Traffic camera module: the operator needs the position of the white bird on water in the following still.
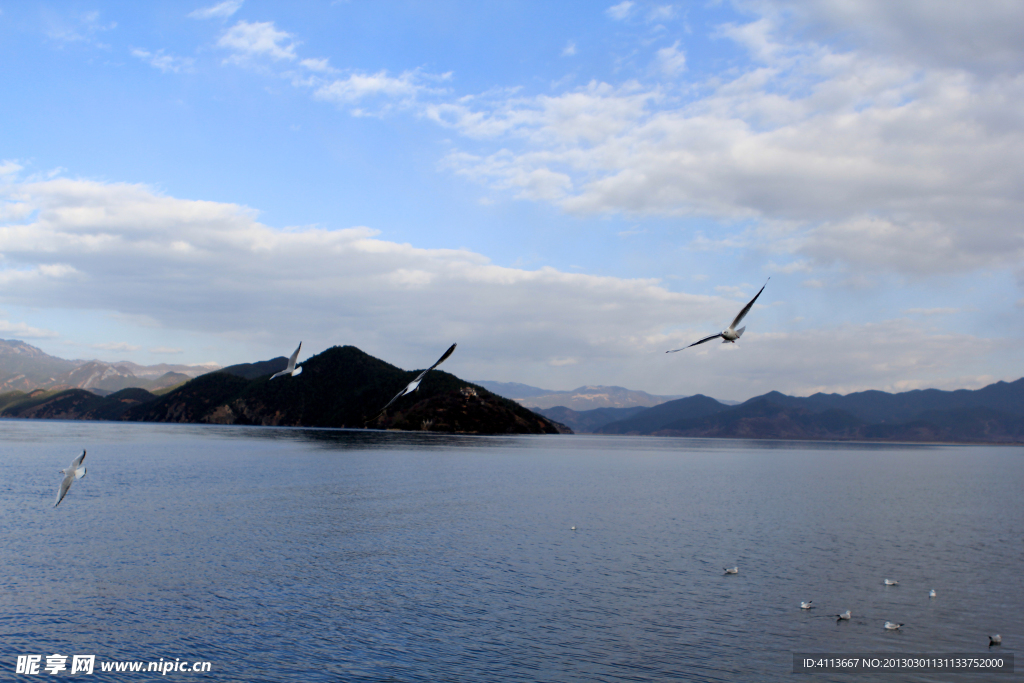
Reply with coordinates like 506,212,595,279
989,635,1002,646
724,567,738,575
929,589,937,598
800,601,814,610
55,450,86,507
884,621,904,631
667,278,769,352
371,343,457,422
270,342,303,380
836,610,851,621
884,579,899,586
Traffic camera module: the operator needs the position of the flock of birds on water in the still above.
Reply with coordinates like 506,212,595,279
47,278,1006,651
715,567,1002,646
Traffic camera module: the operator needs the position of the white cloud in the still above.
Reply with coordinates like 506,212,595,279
562,41,577,57
217,20,297,63
0,177,1016,395
92,342,141,352
655,40,686,75
0,320,59,339
188,0,244,20
150,347,183,354
131,48,195,74
0,160,23,177
314,70,423,105
606,2,634,21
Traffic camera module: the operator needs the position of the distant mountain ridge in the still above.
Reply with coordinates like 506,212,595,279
504,385,686,410
588,379,1024,443
0,339,219,394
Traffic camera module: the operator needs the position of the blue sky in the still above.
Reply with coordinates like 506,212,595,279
1,0,1022,399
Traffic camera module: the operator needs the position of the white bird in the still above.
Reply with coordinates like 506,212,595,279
370,343,457,422
571,526,577,531
269,342,303,380
884,621,904,631
929,589,937,598
836,610,851,621
989,635,1002,646
667,278,769,352
884,579,899,586
55,450,86,507
724,567,739,575
800,601,814,610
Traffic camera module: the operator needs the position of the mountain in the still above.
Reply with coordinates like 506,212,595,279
597,395,732,434
532,406,648,433
0,339,219,393
472,380,557,399
0,345,565,435
589,379,1024,443
513,385,687,410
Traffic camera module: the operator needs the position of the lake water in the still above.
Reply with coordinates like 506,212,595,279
1,420,1020,681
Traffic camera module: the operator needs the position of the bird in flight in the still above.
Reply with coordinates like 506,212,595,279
270,342,303,380
667,278,769,353
370,343,457,423
55,450,87,507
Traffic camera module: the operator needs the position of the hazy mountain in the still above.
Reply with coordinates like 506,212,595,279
513,385,686,410
532,406,648,433
472,380,557,399
597,395,732,434
0,339,218,393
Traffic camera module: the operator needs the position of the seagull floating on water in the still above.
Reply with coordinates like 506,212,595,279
836,610,851,621
800,601,814,610
989,635,1002,646
55,450,86,507
724,567,738,575
667,278,769,352
370,343,457,423
270,342,303,380
884,621,904,631
571,526,577,531
929,589,937,598
884,579,899,586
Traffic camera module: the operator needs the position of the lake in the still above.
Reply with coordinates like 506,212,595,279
2,420,1020,681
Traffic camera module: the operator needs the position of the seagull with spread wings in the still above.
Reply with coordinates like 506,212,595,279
668,278,769,353
270,342,303,380
55,450,87,507
370,343,457,423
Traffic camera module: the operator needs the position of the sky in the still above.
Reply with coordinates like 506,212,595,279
1,0,1022,400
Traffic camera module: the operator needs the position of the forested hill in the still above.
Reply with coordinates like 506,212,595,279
0,345,565,435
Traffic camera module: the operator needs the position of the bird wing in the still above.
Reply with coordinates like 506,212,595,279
287,342,302,370
71,450,86,468
269,369,288,381
427,343,457,372
667,333,723,353
55,473,73,507
729,278,769,330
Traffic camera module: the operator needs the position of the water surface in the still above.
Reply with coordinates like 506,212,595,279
2,421,1020,681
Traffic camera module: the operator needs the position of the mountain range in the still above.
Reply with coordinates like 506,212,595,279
534,379,1024,443
0,345,562,435
0,339,219,394
473,381,686,410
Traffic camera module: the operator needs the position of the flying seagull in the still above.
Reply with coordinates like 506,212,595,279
836,610,851,621
883,621,904,631
723,567,738,575
800,601,814,610
270,342,303,380
55,450,86,507
667,278,769,353
370,343,457,422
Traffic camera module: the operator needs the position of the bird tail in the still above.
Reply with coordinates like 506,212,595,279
292,366,303,377
735,326,746,339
